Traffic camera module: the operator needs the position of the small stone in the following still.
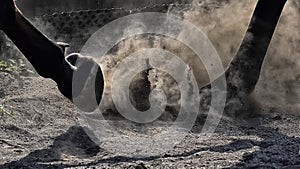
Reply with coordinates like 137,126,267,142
14,149,23,153
135,163,147,169
272,115,282,120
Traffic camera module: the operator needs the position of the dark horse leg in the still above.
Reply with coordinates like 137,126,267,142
225,0,287,94
0,0,104,112
200,0,287,116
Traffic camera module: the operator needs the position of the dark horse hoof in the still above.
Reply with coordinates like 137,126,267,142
63,53,105,113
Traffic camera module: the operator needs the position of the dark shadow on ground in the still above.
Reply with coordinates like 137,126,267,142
0,126,102,169
226,125,300,168
1,116,300,168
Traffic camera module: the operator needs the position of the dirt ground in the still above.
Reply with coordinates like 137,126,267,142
0,72,299,169
0,1,299,168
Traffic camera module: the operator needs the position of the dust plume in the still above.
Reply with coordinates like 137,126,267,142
1,0,299,116
181,0,299,115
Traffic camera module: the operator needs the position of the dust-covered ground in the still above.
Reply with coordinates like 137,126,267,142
0,0,300,168
0,72,299,168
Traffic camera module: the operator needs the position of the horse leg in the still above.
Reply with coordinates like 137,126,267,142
200,0,287,116
225,0,287,95
0,0,104,111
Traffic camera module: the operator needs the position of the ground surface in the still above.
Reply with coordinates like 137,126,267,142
0,72,299,169
0,0,299,168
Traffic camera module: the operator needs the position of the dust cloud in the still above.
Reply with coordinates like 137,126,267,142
99,0,299,116
1,0,299,115
180,0,299,115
